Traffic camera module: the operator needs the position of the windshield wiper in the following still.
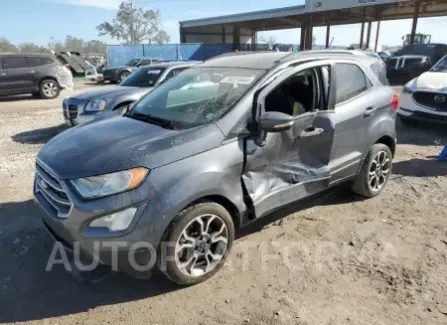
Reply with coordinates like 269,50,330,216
126,112,177,130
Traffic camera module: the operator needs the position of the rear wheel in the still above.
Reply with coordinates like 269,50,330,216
119,71,130,82
157,202,235,286
352,143,392,198
39,79,60,99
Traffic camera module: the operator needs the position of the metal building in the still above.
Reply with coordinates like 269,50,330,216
179,0,447,51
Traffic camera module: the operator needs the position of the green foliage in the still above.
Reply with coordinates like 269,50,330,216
97,1,170,44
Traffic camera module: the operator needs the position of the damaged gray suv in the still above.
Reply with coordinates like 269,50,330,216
34,51,397,285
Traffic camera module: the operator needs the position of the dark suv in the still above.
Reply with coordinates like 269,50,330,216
0,53,73,99
34,51,397,286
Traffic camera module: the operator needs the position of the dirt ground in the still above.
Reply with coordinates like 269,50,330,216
0,83,446,325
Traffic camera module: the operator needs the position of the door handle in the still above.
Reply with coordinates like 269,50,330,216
364,106,376,117
0,72,6,76
29,71,35,74
300,127,324,138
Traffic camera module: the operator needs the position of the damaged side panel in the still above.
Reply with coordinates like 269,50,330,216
242,111,335,219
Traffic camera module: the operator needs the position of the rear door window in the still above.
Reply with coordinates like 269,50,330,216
403,58,424,68
26,57,54,67
4,56,29,69
139,59,152,66
334,63,369,104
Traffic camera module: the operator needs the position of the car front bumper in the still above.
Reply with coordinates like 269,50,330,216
398,92,447,125
63,98,101,127
33,160,172,275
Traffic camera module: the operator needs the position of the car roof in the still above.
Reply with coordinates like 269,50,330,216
0,53,53,58
138,61,200,69
393,55,427,59
202,52,291,69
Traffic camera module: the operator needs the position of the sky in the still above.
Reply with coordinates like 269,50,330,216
1,0,447,50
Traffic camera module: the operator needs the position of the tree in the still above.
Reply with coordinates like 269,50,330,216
17,42,49,54
96,1,170,44
258,35,277,48
0,38,18,53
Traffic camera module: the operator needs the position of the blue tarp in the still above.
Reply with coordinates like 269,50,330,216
107,43,347,67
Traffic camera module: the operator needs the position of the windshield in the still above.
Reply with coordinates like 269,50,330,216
128,67,263,129
125,59,140,67
120,67,165,87
430,55,447,72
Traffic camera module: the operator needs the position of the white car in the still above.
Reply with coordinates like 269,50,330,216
397,54,447,126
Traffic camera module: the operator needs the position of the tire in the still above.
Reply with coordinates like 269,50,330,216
39,79,60,99
352,143,393,198
157,202,235,286
119,71,130,83
399,116,419,127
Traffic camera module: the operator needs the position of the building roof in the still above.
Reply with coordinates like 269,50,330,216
180,5,306,28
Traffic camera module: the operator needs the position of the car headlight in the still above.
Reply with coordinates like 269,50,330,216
89,207,137,231
402,86,413,94
71,168,149,199
85,99,107,112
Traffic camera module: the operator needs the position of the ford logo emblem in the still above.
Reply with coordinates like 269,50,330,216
314,1,322,7
434,95,445,103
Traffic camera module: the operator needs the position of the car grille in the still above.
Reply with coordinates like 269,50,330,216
412,91,447,112
63,99,86,119
35,162,72,218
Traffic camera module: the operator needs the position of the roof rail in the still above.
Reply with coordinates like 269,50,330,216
206,51,275,61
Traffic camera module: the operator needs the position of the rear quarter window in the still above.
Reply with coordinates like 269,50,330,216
334,63,369,103
370,62,389,85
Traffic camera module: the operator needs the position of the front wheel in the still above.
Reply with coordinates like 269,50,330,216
352,143,393,198
39,79,60,99
157,202,235,286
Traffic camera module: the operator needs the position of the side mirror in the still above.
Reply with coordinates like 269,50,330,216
259,111,294,133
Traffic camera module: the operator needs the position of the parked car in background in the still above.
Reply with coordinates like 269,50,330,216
378,51,392,62
0,53,73,99
64,61,198,126
36,51,397,286
102,57,162,84
386,55,432,84
395,43,447,65
398,54,447,125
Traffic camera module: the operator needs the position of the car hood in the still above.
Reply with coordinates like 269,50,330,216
72,86,151,100
38,116,224,180
407,72,447,92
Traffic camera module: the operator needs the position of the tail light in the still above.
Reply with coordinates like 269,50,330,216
391,94,399,111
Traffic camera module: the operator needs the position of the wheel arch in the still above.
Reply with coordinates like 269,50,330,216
375,135,396,157
39,76,60,87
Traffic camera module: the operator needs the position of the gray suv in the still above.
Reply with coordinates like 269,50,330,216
0,53,73,99
34,51,397,285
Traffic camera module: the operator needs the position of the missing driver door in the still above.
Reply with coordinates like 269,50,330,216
242,60,336,219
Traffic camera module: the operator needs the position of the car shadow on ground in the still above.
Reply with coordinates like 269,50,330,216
0,94,40,102
0,187,359,322
11,124,68,144
0,200,180,323
393,157,447,177
396,120,447,146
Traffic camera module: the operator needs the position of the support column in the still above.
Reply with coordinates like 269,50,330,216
365,21,372,49
325,24,331,49
374,20,381,52
307,24,314,50
300,23,307,51
359,21,365,49
180,27,186,43
233,26,240,51
410,1,420,44
222,26,226,44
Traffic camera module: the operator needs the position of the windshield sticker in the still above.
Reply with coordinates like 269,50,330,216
148,70,161,75
221,76,255,84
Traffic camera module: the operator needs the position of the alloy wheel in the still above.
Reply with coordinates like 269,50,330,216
42,81,58,98
175,214,229,277
368,150,391,192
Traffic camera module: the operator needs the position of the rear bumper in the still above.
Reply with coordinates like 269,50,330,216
397,107,447,125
